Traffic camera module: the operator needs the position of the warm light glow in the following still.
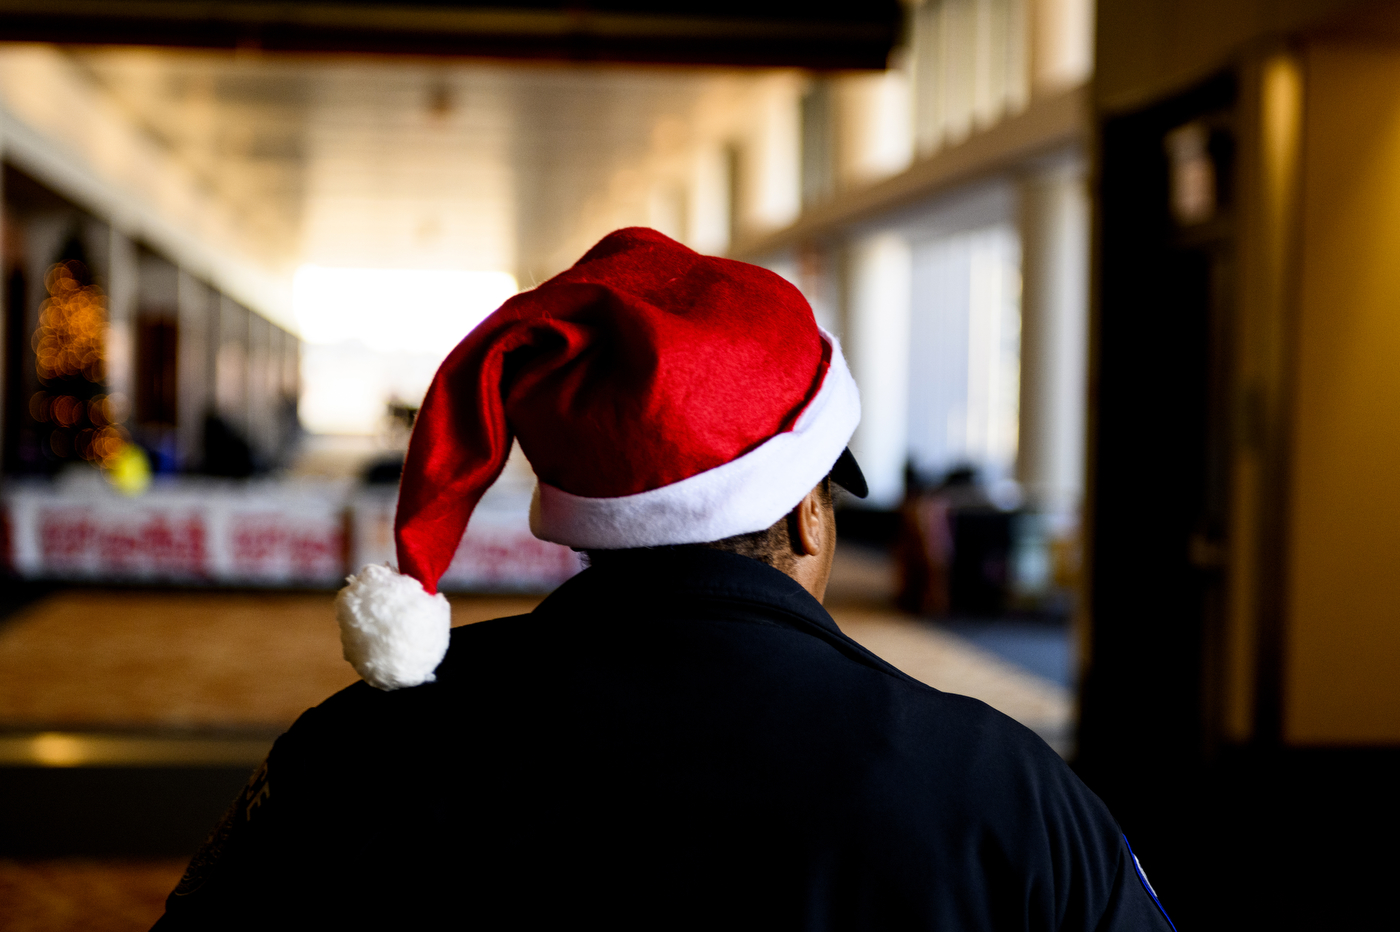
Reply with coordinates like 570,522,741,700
293,266,518,435
34,263,106,381
31,732,86,767
293,266,517,354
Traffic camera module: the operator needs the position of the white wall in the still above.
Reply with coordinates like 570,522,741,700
837,70,914,188
747,83,802,231
104,228,139,413
909,0,1032,155
688,143,732,255
1031,0,1094,95
845,232,912,507
907,221,1022,487
1017,157,1088,517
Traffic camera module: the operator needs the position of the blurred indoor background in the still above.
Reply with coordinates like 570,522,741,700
1,0,1398,929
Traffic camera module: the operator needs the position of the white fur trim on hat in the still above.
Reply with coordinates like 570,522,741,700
335,563,451,691
530,330,861,550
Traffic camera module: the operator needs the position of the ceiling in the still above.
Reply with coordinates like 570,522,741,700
70,47,742,279
0,1,900,69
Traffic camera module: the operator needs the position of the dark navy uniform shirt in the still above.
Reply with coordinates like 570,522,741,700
155,548,1174,931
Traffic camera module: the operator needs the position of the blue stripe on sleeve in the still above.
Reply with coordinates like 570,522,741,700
1123,834,1178,932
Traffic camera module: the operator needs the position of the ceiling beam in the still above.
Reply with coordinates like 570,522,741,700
0,1,901,69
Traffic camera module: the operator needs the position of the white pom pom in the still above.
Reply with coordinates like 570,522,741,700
335,563,451,691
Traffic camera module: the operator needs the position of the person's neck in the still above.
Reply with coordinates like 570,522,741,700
584,545,830,604
787,550,831,603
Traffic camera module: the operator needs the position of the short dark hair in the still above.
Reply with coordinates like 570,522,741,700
584,476,831,573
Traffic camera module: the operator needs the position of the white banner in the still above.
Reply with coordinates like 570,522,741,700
349,486,581,592
2,476,580,591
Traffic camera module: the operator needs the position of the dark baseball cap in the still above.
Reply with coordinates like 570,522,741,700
830,446,868,498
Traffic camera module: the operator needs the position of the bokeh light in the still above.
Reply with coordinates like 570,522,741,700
33,262,106,382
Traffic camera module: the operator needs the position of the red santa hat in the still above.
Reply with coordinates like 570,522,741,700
336,227,863,690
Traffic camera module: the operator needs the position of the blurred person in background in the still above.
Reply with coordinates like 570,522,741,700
152,229,1173,931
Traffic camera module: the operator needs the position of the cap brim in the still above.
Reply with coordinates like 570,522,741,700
830,446,868,499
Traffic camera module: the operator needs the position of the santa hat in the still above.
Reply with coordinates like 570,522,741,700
336,227,863,690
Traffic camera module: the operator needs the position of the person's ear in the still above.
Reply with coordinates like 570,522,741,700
793,487,826,557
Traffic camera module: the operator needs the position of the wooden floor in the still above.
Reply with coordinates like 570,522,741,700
0,859,185,932
0,591,541,731
835,609,1071,748
0,586,1069,740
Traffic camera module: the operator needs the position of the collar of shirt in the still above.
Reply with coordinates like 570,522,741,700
531,547,918,686
537,546,837,632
